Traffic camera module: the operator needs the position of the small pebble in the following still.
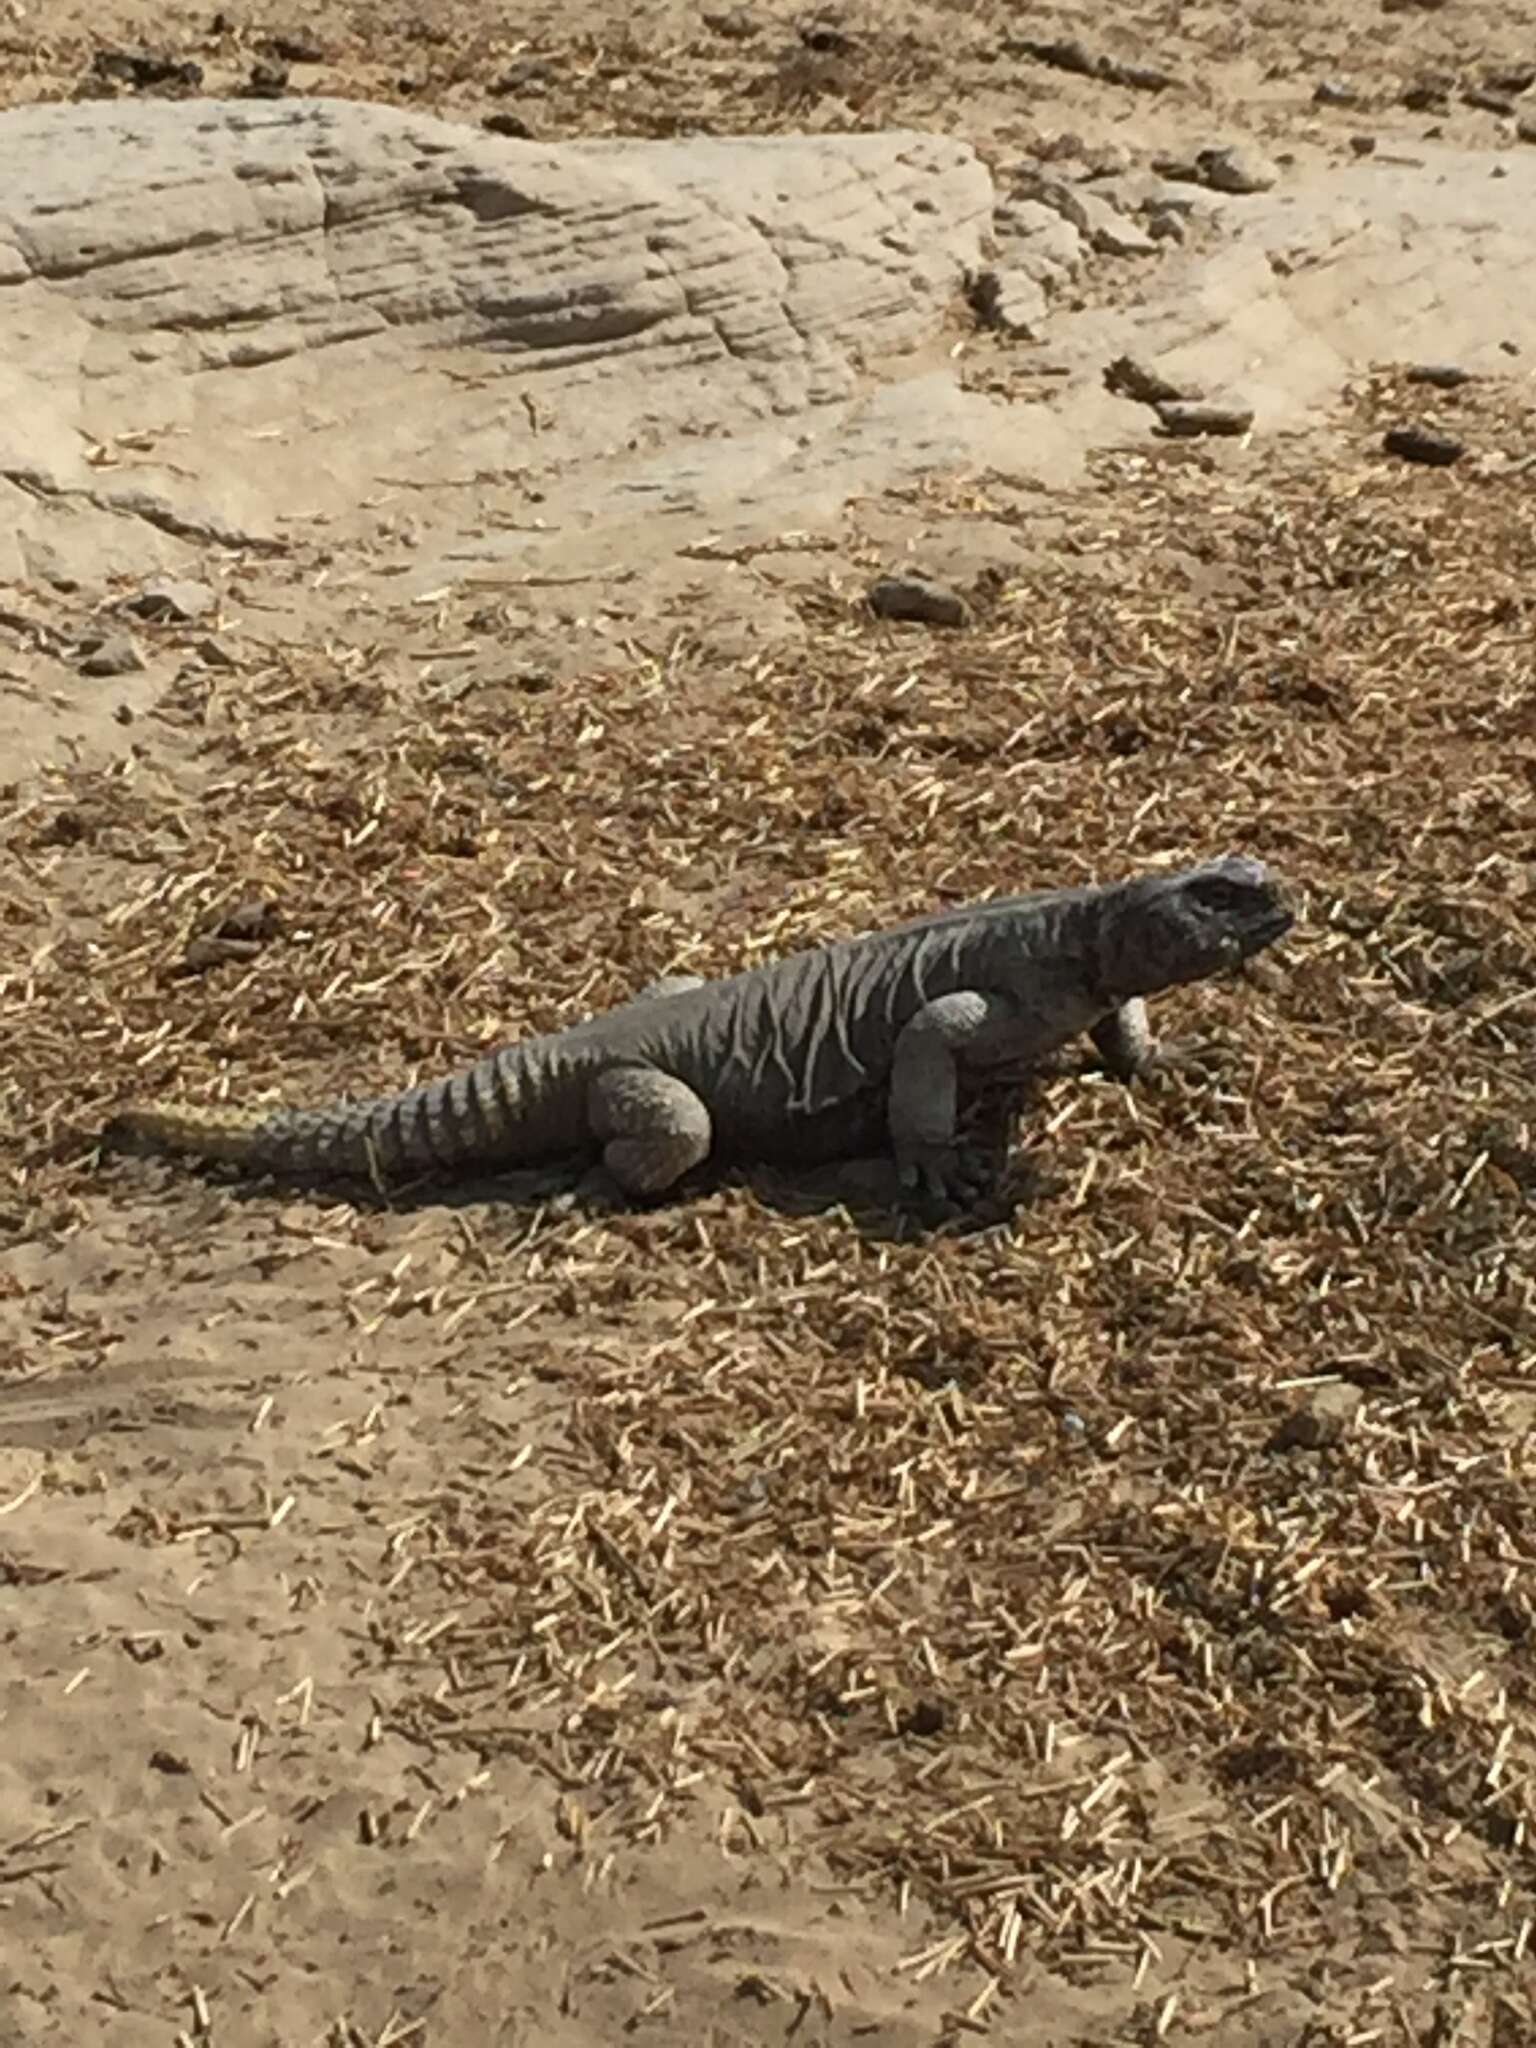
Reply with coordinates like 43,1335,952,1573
1197,143,1279,195
260,31,325,62
125,576,216,623
1405,363,1473,389
1312,79,1360,107
247,58,289,96
966,266,1047,338
867,573,969,629
77,631,146,677
1269,1384,1362,1452
1382,422,1464,466
1156,399,1255,438
1105,353,1193,405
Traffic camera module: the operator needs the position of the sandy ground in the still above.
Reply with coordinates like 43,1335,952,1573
5,3,1536,2045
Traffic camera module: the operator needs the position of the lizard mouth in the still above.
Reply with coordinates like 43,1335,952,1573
1210,905,1292,979
1231,899,1294,950
1231,906,1293,972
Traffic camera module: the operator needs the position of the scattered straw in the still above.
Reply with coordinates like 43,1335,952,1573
0,1469,41,1517
3,370,1536,2024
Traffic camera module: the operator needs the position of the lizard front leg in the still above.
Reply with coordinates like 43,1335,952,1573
588,1065,713,1198
1089,997,1154,1080
1091,998,1218,1084
889,990,1023,1202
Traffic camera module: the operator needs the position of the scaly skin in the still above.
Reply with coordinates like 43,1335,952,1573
115,1038,595,1181
109,854,1293,1200
115,969,713,1179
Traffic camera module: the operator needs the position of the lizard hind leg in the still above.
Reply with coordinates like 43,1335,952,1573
587,1065,713,1197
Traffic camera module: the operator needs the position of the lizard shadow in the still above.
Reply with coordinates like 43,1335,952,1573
733,1069,1064,1242
116,1068,1076,1246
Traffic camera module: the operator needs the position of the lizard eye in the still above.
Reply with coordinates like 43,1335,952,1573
1187,877,1252,915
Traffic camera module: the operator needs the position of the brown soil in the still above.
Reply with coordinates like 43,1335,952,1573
5,5,1536,2046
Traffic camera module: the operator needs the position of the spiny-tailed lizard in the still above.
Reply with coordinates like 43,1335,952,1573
110,854,1293,1202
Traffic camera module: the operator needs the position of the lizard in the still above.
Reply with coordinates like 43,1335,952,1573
107,852,1293,1204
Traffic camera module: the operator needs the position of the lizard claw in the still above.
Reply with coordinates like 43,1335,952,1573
1134,1034,1224,1088
897,1145,990,1209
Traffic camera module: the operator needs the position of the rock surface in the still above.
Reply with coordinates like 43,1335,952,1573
0,98,1532,612
993,197,1086,282
1,99,982,385
0,97,990,581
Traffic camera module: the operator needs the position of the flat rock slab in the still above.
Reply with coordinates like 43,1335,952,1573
0,99,984,386
0,100,1534,606
0,97,990,579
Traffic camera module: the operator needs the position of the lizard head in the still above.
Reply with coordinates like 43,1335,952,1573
1096,854,1294,997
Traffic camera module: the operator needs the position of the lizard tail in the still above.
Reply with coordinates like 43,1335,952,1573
107,1048,552,1182
105,1097,370,1179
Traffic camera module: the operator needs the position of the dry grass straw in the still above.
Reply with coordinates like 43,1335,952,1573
4,371,1536,2010
0,0,1037,141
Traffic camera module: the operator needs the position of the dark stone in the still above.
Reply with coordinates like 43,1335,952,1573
260,31,325,63
1155,399,1255,438
247,58,290,97
1382,423,1465,466
1405,363,1474,389
77,631,146,678
867,573,969,629
91,46,205,91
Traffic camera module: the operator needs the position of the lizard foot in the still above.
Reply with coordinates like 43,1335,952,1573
549,1161,637,1216
1124,1033,1228,1090
895,1143,993,1211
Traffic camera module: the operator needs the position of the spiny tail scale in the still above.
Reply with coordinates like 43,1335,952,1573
112,1099,295,1167
111,1046,542,1182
